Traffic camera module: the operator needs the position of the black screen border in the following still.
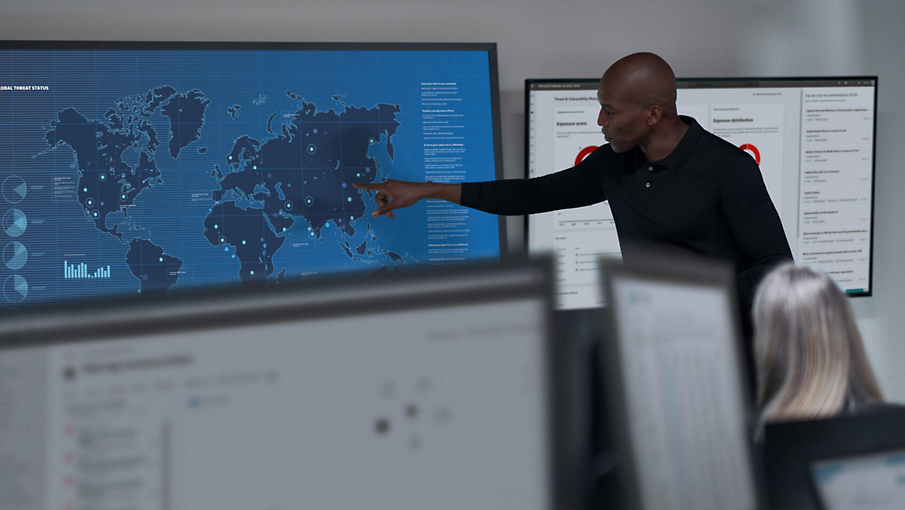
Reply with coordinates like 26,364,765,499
524,75,879,298
0,255,581,510
0,40,508,306
599,251,764,509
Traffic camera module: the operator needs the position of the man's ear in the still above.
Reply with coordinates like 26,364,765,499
646,104,663,125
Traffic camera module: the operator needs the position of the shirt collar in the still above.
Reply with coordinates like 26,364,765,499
634,115,703,173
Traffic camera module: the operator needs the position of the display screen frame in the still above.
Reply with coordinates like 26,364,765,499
0,40,508,310
599,251,762,510
0,256,580,510
525,75,878,304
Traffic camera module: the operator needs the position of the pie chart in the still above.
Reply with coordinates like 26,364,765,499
3,274,27,303
574,145,599,166
2,176,27,204
3,209,27,237
739,143,761,165
3,241,27,270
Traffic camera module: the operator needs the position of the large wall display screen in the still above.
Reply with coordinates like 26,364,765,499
527,77,877,309
0,42,504,309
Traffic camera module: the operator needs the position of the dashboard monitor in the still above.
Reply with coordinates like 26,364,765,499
0,41,505,310
527,77,877,309
0,257,575,510
600,252,759,510
763,406,905,510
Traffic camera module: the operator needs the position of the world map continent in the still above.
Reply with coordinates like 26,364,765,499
208,97,403,287
41,85,405,296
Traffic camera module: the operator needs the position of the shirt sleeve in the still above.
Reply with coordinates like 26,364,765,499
460,150,608,215
720,153,794,310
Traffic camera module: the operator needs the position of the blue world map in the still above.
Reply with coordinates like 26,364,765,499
0,48,501,307
42,85,407,295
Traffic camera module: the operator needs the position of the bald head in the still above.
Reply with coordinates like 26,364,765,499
601,52,677,115
596,53,689,159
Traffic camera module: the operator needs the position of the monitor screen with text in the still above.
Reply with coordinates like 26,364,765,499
0,41,505,310
601,256,758,510
0,260,569,510
528,77,877,309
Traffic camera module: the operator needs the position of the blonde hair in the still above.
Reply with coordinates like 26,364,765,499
753,263,882,425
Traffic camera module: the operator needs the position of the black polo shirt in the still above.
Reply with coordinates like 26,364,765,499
460,116,793,311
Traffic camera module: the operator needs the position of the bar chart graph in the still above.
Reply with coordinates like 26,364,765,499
64,261,111,279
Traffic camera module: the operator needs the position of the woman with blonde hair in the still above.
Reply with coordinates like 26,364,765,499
753,262,884,425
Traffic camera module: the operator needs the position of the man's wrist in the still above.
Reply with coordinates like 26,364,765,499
423,181,462,204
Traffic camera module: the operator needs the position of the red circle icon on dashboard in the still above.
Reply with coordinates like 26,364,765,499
739,143,761,165
575,145,599,166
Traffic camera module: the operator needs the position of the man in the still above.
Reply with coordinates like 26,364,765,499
353,52,792,324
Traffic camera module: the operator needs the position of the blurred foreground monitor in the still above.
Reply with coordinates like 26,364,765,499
764,407,905,510
0,257,584,510
599,252,760,510
812,449,905,510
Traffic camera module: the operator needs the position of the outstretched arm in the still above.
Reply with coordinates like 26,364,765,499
354,154,607,219
352,180,461,219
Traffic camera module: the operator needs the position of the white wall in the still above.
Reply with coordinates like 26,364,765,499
4,0,904,398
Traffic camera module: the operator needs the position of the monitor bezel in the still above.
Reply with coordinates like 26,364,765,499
525,75,879,298
809,446,905,510
0,255,578,509
598,250,762,510
763,406,905,509
0,40,508,307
